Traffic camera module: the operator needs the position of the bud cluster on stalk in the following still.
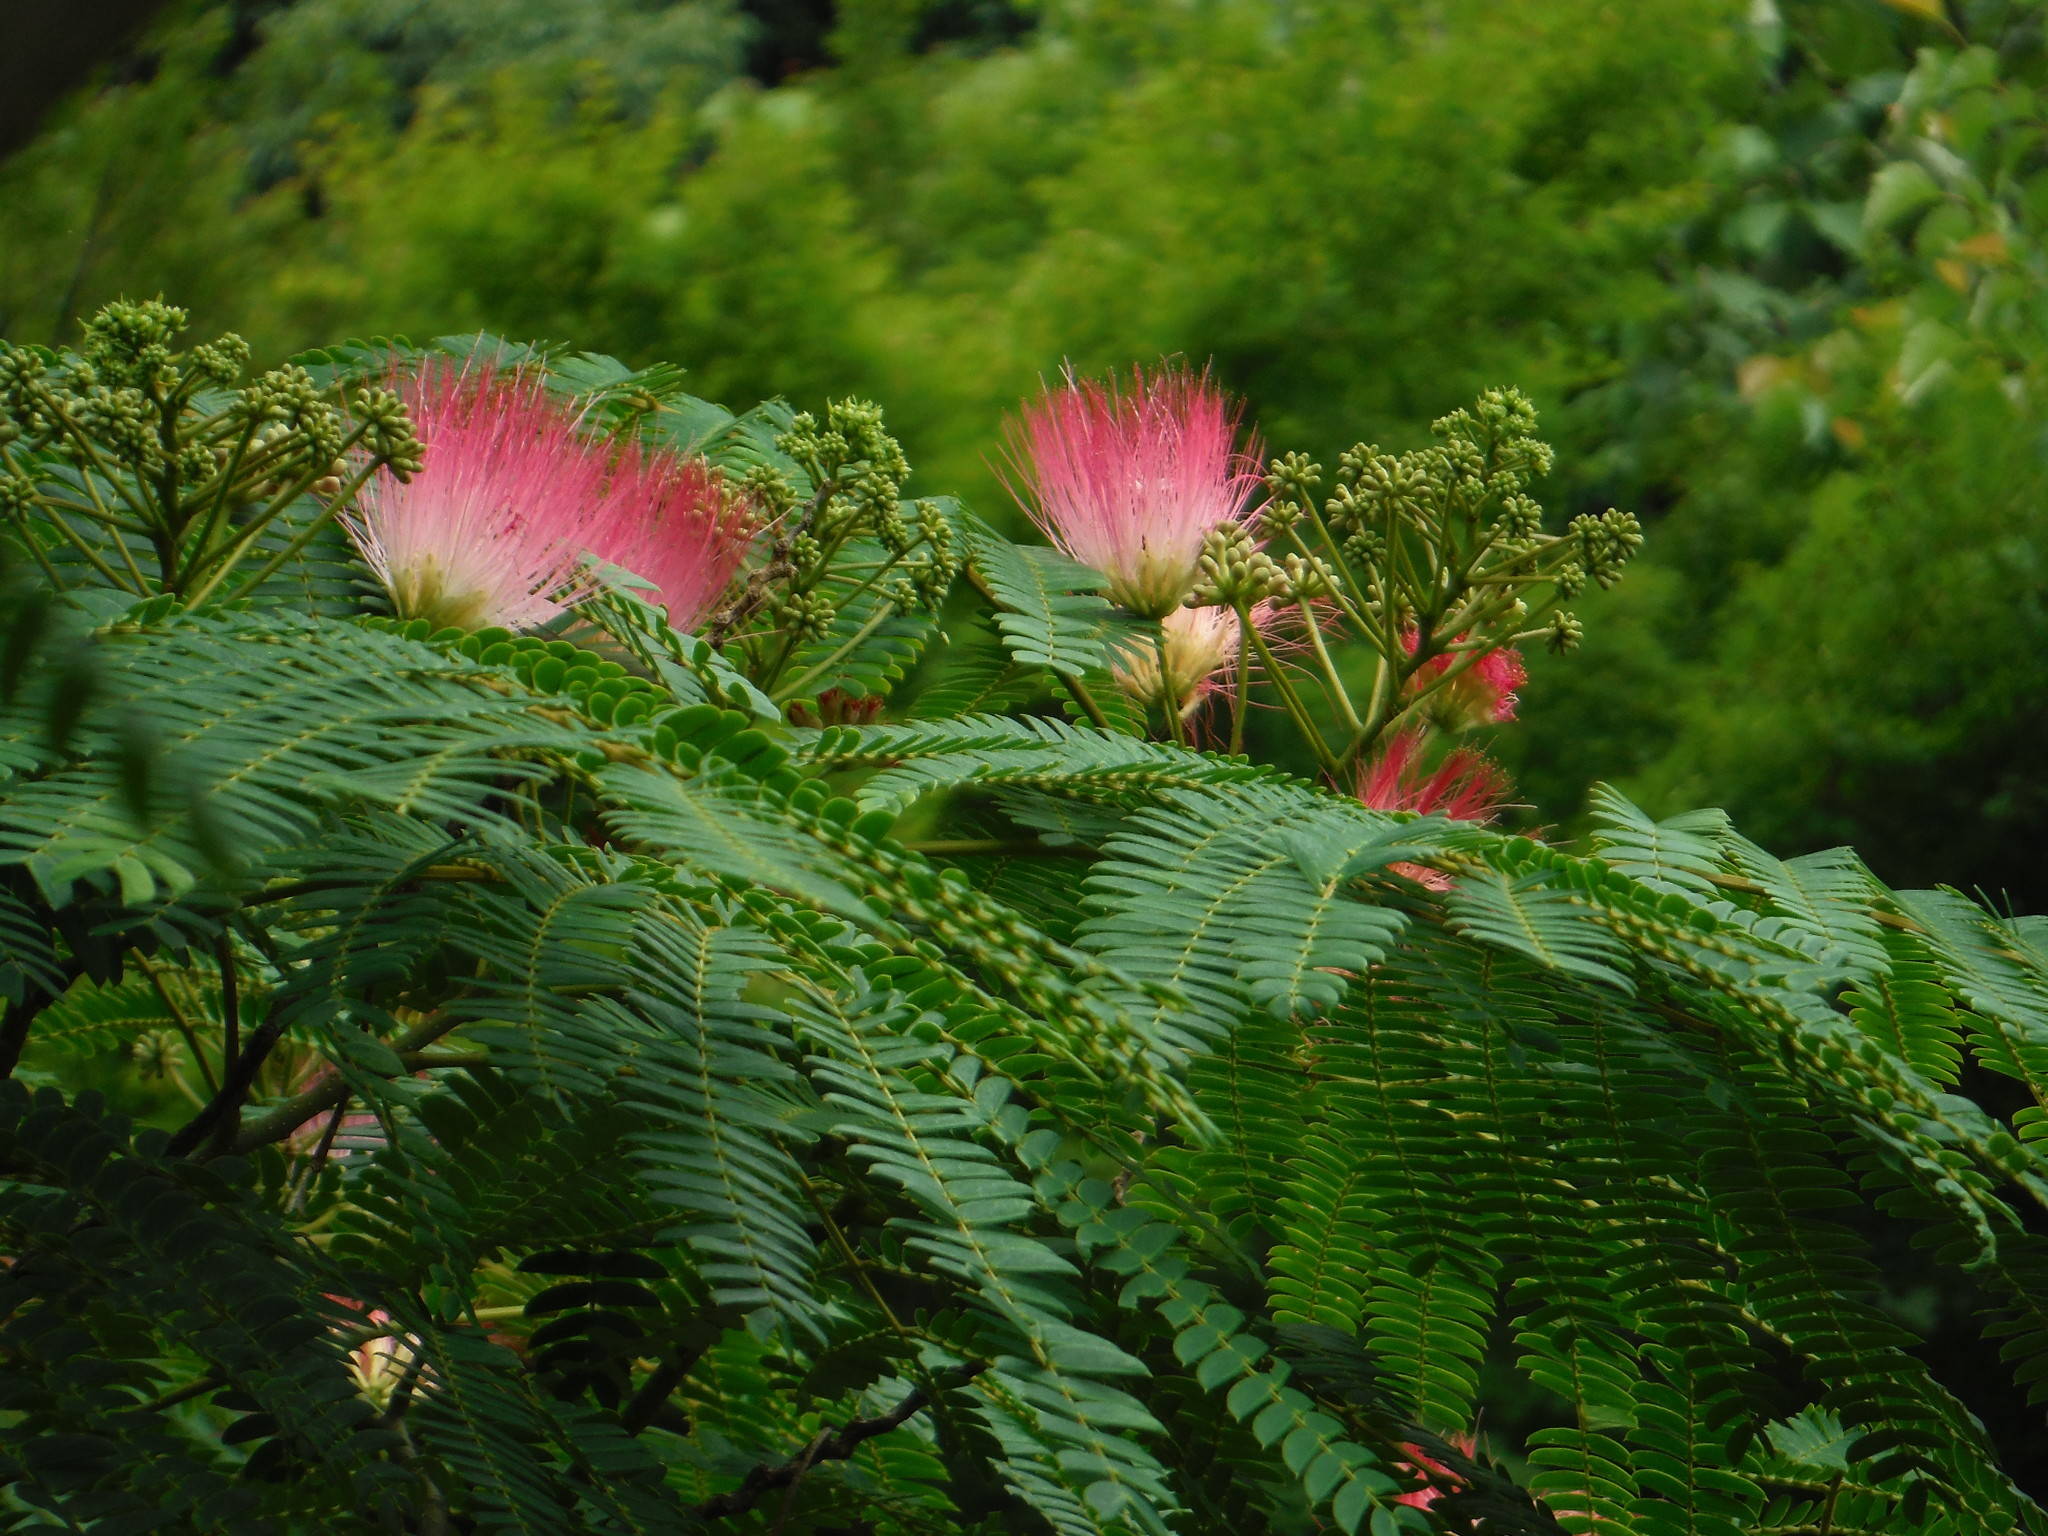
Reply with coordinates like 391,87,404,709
711,397,961,698
0,298,423,606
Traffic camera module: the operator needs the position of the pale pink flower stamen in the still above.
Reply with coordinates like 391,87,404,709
1110,601,1286,720
598,443,757,633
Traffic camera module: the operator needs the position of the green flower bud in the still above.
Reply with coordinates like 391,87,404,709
0,471,40,514
1264,449,1322,501
780,591,837,639
1570,507,1643,589
874,504,912,553
1494,492,1544,539
1272,552,1338,602
914,498,952,546
742,464,799,518
190,334,251,384
1188,524,1282,606
1342,528,1386,566
1355,450,1431,520
1252,498,1302,540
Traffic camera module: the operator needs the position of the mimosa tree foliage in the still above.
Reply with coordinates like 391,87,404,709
1,305,2045,1535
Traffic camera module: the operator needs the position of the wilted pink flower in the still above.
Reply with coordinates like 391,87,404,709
1002,364,1263,618
1392,1432,1594,1527
1404,628,1527,728
346,360,754,633
1357,726,1511,824
326,1294,424,1409
1111,602,1281,720
1356,727,1510,888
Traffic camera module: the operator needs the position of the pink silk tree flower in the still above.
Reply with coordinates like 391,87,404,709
324,1294,425,1410
1002,364,1264,618
1390,1433,1589,1527
1404,628,1527,729
1390,1433,1478,1510
598,442,757,633
346,360,623,632
347,359,755,634
1111,600,1286,721
1356,725,1511,823
1355,726,1510,889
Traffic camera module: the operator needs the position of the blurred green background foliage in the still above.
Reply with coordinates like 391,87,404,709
6,0,2045,906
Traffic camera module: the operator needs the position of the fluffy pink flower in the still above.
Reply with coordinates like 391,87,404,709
1356,727,1510,888
1391,1433,1477,1509
346,360,754,633
1357,726,1511,824
346,361,620,631
596,442,757,633
1404,628,1527,728
1002,364,1263,618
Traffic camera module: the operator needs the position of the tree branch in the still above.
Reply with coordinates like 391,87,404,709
688,1362,988,1520
230,1039,482,1155
165,1014,285,1157
620,1349,698,1437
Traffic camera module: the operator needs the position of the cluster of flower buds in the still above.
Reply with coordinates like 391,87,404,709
1000,362,1639,793
715,398,960,692
0,298,424,604
1559,506,1645,594
775,400,959,615
1251,387,1639,748
1188,524,1278,607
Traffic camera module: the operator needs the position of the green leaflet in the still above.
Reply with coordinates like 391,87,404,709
959,510,1118,681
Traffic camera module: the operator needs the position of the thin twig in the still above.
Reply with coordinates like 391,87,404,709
165,1015,286,1157
905,838,1092,859
688,1363,989,1520
774,597,901,703
285,1096,349,1215
229,1032,478,1154
620,1350,697,1436
1058,670,1113,729
120,1373,223,1415
1154,623,1187,747
214,932,240,1074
